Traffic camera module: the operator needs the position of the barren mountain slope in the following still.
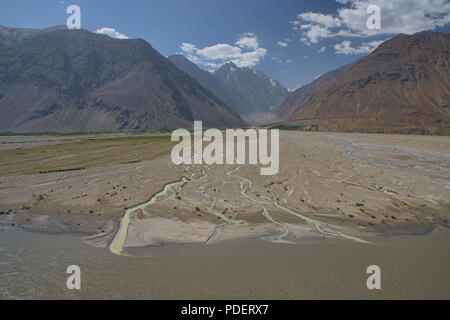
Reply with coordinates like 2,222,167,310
0,28,246,131
284,32,450,135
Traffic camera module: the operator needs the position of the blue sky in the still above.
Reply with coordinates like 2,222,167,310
1,0,449,90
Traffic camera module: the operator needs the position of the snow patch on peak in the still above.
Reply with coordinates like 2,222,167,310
269,78,277,87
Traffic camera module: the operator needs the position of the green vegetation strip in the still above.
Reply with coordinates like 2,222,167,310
272,124,319,131
0,130,172,137
0,136,175,175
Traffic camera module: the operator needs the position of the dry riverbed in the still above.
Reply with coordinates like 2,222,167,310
0,131,448,250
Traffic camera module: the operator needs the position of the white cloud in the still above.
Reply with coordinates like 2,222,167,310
181,42,197,53
197,43,243,60
203,62,222,69
298,12,342,28
277,41,288,47
236,33,259,50
185,53,202,65
300,24,333,44
232,48,267,67
292,0,450,45
334,40,383,54
318,46,327,53
95,27,129,39
338,0,450,36
180,33,267,69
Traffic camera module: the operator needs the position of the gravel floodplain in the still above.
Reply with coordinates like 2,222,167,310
0,131,448,249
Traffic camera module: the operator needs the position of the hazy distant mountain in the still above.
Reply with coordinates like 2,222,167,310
0,27,246,132
277,63,353,118
0,24,66,48
282,32,450,135
168,54,248,114
214,62,289,115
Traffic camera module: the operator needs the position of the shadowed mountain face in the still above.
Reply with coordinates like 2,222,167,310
283,32,450,135
0,27,246,132
277,63,353,119
168,54,248,114
214,62,289,115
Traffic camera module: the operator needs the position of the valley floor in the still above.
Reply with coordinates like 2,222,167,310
0,131,449,250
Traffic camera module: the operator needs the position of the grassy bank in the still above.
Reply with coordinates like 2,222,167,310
0,130,173,137
0,136,175,175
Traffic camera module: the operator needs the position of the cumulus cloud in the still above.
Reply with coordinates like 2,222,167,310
236,32,260,50
95,27,129,39
318,46,327,53
298,12,342,28
180,42,197,53
292,0,450,46
334,40,384,54
180,33,267,69
277,41,288,47
338,0,450,36
197,43,243,60
300,24,334,44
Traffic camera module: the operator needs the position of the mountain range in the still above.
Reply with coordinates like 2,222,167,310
0,25,245,132
168,54,248,115
214,62,289,115
169,55,289,116
0,24,448,135
280,32,449,135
